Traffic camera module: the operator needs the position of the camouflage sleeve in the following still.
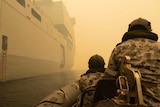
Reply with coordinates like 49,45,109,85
79,75,85,91
107,48,118,71
79,72,105,92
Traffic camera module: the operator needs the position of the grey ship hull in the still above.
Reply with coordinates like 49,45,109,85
0,0,75,82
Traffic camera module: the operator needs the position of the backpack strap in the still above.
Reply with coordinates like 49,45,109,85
79,86,96,107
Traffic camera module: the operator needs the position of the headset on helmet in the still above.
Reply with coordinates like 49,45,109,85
88,54,105,69
128,18,152,32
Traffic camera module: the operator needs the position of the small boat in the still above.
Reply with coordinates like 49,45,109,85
34,81,80,107
34,56,149,107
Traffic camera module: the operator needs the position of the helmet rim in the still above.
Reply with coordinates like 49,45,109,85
128,18,152,32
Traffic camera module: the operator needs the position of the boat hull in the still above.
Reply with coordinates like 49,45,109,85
34,81,80,107
0,54,60,81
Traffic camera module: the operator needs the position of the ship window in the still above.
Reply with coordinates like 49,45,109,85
16,0,25,7
31,8,41,22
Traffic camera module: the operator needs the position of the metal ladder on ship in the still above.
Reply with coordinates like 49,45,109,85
1,35,8,82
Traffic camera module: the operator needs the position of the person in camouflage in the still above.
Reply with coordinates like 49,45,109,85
76,54,106,107
107,17,160,106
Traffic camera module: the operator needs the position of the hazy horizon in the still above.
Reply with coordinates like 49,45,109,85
55,0,160,72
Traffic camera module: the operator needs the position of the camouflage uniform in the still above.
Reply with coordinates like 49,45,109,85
76,54,105,107
76,71,105,107
108,37,160,106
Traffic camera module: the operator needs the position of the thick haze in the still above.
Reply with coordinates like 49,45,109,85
55,0,160,71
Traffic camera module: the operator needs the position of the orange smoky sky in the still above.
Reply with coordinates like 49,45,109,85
57,0,160,72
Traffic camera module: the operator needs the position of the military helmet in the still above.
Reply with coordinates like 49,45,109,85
128,18,152,32
88,54,105,69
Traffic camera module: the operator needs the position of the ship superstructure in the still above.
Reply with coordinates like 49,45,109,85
0,0,75,82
